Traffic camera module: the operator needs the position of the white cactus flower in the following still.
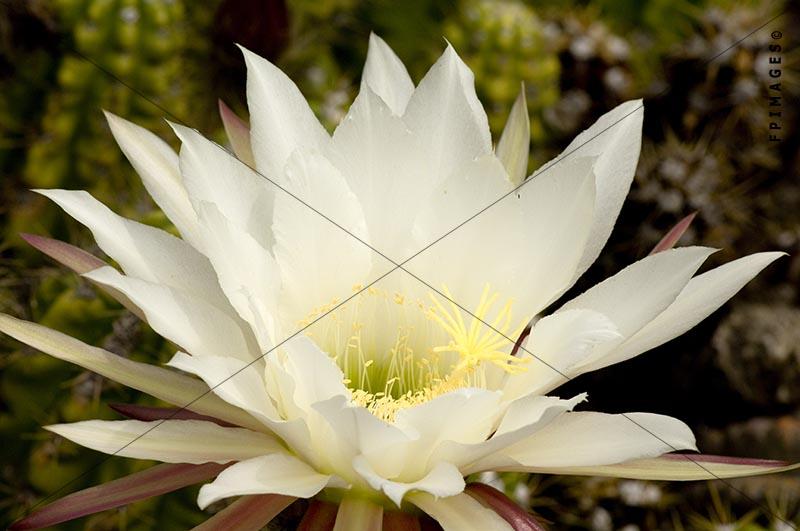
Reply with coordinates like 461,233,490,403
4,34,796,531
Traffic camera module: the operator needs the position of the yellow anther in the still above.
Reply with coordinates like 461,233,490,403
301,284,529,422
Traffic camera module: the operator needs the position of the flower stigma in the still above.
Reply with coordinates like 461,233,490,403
300,283,531,421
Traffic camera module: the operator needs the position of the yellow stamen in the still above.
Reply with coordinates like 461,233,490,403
299,283,530,421
427,284,530,375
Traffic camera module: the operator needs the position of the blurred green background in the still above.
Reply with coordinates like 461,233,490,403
0,0,798,528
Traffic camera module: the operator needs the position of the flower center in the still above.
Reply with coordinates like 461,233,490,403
300,284,530,421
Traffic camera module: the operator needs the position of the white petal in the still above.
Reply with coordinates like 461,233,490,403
361,33,414,115
496,393,586,437
197,453,333,510
171,123,274,248
85,267,257,362
601,252,785,371
559,246,716,374
281,336,349,409
557,100,644,280
486,411,696,470
407,156,596,319
311,395,410,477
241,342,347,471
104,112,200,246
272,149,374,324
411,154,514,248
353,455,464,507
495,86,529,186
46,419,281,464
0,314,260,430
395,388,502,446
169,350,315,462
435,394,585,475
408,492,513,531
240,45,329,177
196,202,279,348
403,45,492,180
35,189,231,311
330,88,428,263
502,309,620,399
167,352,278,421
391,389,502,480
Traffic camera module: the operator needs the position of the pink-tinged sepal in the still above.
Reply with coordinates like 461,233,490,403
298,500,338,530
661,453,790,467
466,482,548,531
193,494,294,530
649,212,697,255
535,452,800,481
333,497,383,530
10,462,228,530
109,403,237,427
21,233,105,273
21,233,144,319
383,510,422,531
218,99,256,167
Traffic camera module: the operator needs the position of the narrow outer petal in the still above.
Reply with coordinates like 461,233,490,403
496,85,530,186
557,247,717,376
502,454,800,481
10,463,227,530
193,494,295,531
104,112,200,246
218,99,256,167
560,247,716,339
0,314,260,430
481,412,696,470
240,44,329,177
109,403,236,427
362,33,414,115
46,419,282,464
598,252,786,371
